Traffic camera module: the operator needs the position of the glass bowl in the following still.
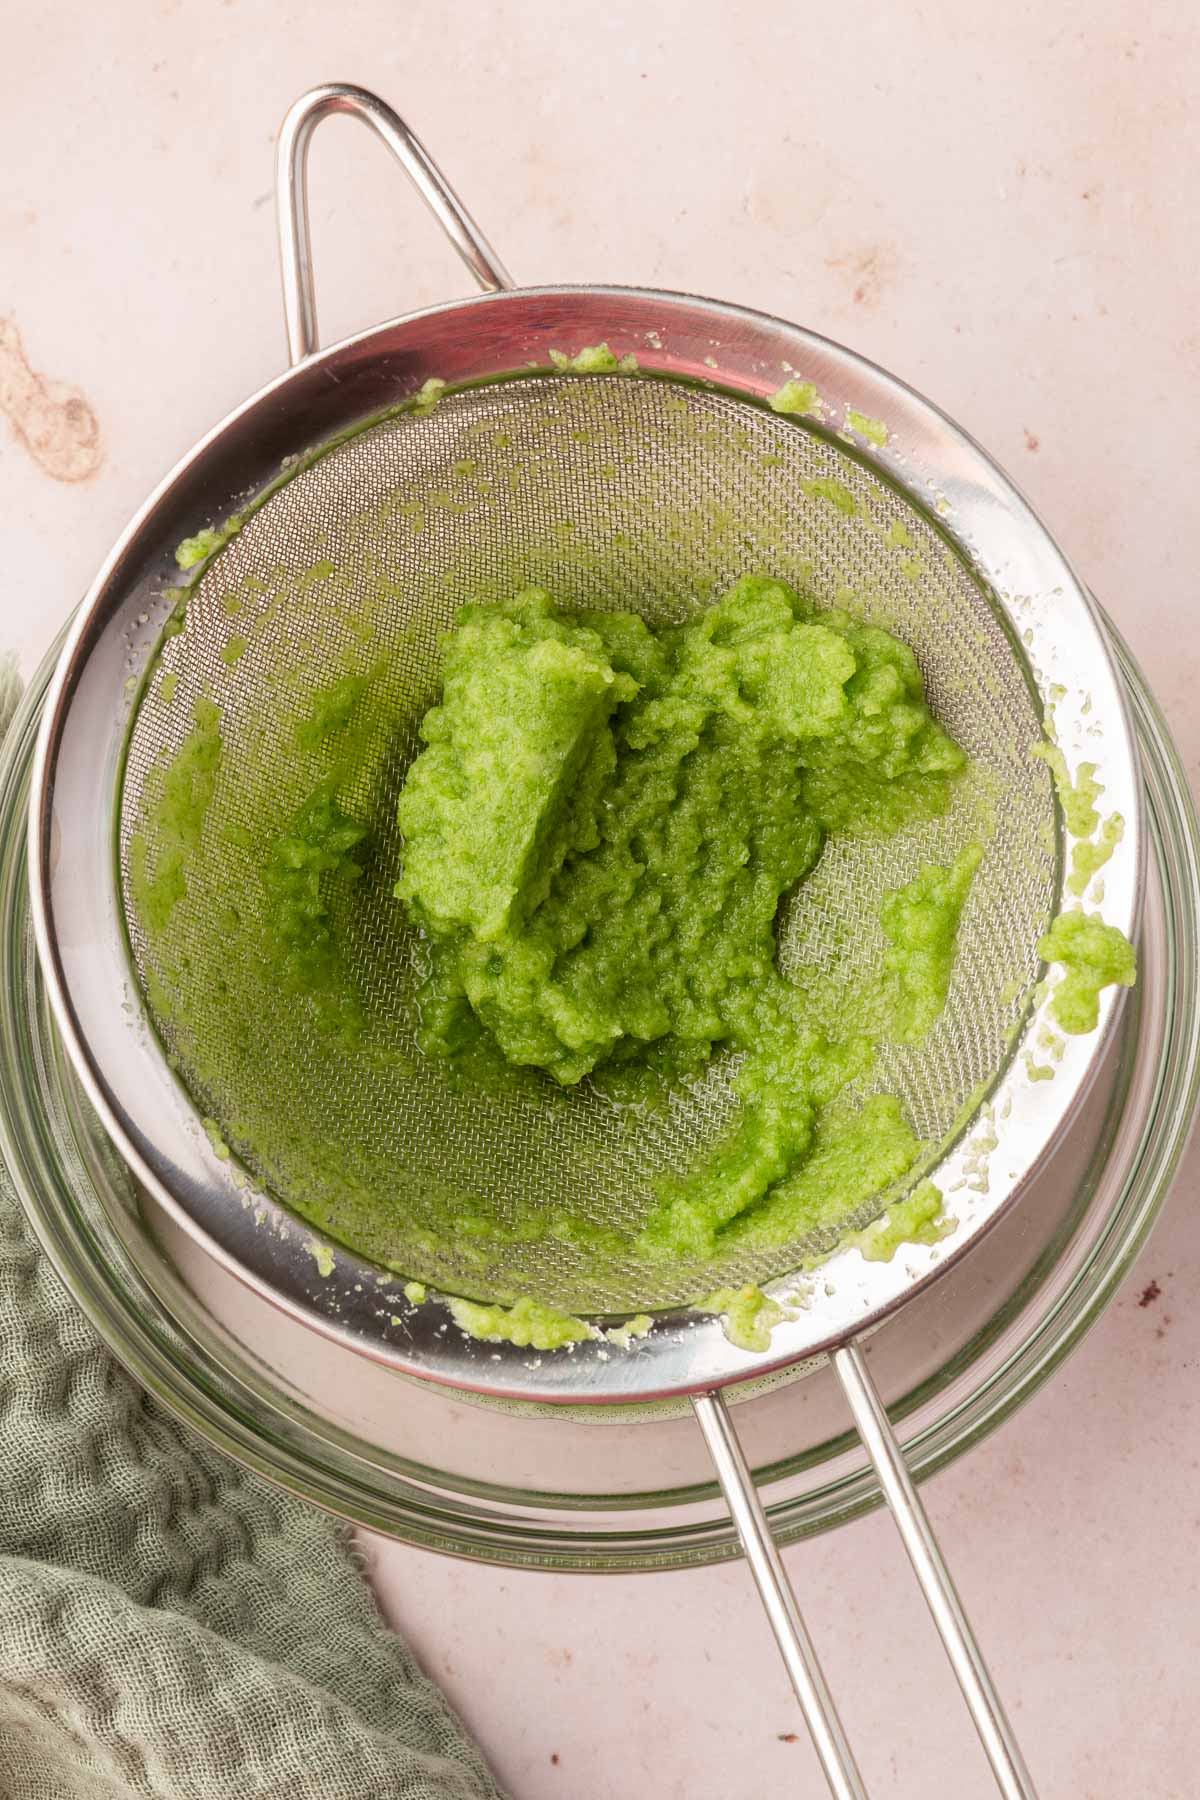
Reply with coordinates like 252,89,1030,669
1,620,1196,1571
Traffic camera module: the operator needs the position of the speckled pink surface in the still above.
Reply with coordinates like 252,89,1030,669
4,4,1197,1793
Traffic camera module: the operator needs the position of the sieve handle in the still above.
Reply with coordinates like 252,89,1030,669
275,83,514,367
692,1390,868,1800
832,1341,1038,1799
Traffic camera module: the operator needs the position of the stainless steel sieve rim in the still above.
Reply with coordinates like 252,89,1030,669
27,83,1144,1798
28,287,1142,1404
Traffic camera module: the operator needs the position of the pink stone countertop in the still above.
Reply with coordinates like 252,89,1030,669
4,3,1198,1794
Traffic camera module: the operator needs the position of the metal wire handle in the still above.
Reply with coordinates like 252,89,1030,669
275,82,513,367
272,82,1039,1800
693,1389,868,1799
833,1343,1036,1795
695,1355,1037,1799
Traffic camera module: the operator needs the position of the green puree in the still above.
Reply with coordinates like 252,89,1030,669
446,1294,595,1350
848,1178,951,1261
878,845,983,1043
128,696,222,933
262,778,369,1042
397,577,977,1259
1038,909,1136,1034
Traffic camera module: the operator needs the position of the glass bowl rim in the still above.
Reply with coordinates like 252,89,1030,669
1,617,1195,1571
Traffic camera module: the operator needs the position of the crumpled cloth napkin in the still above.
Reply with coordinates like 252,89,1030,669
0,663,505,1798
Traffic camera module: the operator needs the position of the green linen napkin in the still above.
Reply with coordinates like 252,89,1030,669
0,664,506,1797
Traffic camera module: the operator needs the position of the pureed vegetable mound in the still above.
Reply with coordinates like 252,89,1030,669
396,577,980,1261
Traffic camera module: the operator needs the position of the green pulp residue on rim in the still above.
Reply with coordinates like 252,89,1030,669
548,342,640,376
175,513,248,573
1032,733,1126,900
696,1283,796,1354
768,379,824,419
1030,731,1136,1030
395,578,980,1266
845,408,889,448
847,1178,951,1261
697,1177,952,1352
446,1293,596,1350
1038,909,1137,1034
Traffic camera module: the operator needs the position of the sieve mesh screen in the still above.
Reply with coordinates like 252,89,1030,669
119,374,1054,1312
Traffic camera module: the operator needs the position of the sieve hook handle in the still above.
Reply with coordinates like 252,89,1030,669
275,83,514,367
692,1390,868,1799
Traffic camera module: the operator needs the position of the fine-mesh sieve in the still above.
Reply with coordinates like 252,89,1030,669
29,85,1142,1800
116,371,1053,1316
